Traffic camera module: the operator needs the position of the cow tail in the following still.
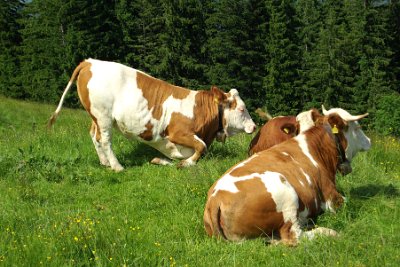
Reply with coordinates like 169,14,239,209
47,61,87,129
206,199,227,240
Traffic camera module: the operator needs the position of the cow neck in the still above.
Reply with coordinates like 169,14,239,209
333,131,352,175
306,125,339,177
334,134,347,166
217,104,224,133
322,123,350,175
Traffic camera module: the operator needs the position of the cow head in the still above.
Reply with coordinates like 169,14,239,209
322,105,371,161
212,87,256,140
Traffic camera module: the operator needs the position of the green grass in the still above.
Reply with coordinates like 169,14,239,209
0,95,399,266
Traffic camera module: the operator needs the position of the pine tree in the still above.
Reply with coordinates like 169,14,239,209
306,0,354,109
116,0,164,72
0,0,24,98
205,0,268,110
155,0,209,88
387,0,400,92
18,0,69,103
294,0,322,109
63,0,124,63
263,0,301,115
354,2,393,117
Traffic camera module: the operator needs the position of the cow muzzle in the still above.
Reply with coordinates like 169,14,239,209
338,161,352,176
245,123,257,134
216,131,227,143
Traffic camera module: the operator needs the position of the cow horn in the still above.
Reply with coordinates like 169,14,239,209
343,113,369,122
322,105,328,115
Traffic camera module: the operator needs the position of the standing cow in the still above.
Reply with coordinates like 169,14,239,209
204,108,370,245
48,59,256,171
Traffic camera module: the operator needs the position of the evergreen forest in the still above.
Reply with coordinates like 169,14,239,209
1,0,399,135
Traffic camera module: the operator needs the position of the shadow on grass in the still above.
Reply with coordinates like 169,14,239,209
118,140,243,168
205,143,242,160
119,142,163,167
350,183,399,199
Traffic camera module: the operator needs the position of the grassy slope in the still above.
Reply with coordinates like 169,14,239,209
0,95,399,266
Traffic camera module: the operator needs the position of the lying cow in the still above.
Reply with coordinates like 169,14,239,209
248,108,321,156
203,108,370,245
48,59,256,171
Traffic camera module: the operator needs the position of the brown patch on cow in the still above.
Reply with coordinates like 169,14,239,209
90,121,101,142
74,62,103,142
76,62,93,113
191,87,228,146
231,177,285,239
139,122,154,141
165,112,207,162
136,72,191,120
229,99,237,110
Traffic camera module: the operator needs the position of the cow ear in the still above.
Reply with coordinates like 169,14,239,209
281,123,297,136
327,114,347,133
211,86,226,104
311,108,323,123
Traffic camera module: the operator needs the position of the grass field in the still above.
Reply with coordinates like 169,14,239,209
0,95,399,266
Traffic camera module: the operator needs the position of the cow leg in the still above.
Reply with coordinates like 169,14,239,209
90,121,110,167
277,221,301,246
168,134,207,167
95,118,124,172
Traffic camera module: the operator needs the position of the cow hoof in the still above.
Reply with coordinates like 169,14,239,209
151,157,172,166
111,164,124,172
177,160,195,168
100,160,111,167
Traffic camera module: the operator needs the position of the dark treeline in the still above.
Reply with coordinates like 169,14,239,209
1,0,399,135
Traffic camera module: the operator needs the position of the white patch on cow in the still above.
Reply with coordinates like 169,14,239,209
299,167,312,185
299,180,305,187
282,152,289,156
296,135,318,167
194,135,207,149
296,110,315,132
259,172,299,225
321,200,335,212
211,173,258,196
299,207,309,222
211,156,259,196
149,140,194,160
162,91,197,119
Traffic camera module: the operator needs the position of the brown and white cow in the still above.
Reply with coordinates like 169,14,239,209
203,108,370,245
48,59,256,171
